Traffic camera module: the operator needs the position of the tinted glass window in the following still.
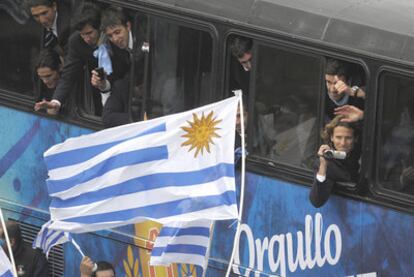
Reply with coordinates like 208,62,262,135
0,4,41,97
252,45,322,168
145,18,213,118
377,72,414,196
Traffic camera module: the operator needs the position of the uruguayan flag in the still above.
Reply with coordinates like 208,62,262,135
32,221,72,258
45,95,240,232
0,247,13,277
150,220,212,268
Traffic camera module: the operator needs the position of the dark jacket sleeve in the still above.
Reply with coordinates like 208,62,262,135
309,156,359,207
56,1,72,53
309,176,335,208
33,249,51,277
102,77,131,128
53,33,85,104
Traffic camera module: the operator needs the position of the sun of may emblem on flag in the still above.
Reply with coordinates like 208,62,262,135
180,111,222,157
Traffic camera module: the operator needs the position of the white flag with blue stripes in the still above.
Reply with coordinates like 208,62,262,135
0,247,13,277
150,220,212,268
45,95,240,233
32,221,72,258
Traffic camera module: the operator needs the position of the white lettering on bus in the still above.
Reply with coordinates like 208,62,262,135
233,213,342,276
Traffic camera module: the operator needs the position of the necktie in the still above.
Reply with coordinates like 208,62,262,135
44,29,57,48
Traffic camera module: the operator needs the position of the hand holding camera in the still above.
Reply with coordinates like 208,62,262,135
318,145,347,161
91,67,109,91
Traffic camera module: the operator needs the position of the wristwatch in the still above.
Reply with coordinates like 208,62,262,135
351,86,359,97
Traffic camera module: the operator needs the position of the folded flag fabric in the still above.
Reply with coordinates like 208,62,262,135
150,220,212,268
93,43,113,76
44,95,240,233
0,247,13,277
32,221,72,258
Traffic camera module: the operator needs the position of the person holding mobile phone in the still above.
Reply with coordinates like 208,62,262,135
309,115,361,207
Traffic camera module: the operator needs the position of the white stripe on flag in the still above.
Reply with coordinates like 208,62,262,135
150,220,212,268
50,177,234,219
0,247,13,277
32,221,72,258
45,96,240,233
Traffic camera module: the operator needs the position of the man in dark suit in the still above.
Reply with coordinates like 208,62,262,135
34,3,101,115
324,59,365,123
229,36,252,96
97,7,146,127
26,0,71,57
90,7,132,98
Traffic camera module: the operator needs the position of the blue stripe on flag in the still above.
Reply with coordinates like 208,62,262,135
61,190,236,224
50,163,234,208
44,123,166,170
151,244,207,257
47,146,168,194
38,221,52,249
45,232,66,253
42,228,59,250
1,270,13,277
158,227,210,238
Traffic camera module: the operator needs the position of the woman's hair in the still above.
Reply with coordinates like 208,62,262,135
321,115,359,145
35,49,61,71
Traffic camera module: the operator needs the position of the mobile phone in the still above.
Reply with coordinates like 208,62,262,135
94,67,105,79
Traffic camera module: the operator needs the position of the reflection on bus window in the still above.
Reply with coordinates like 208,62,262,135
0,5,41,96
379,73,414,195
145,18,213,118
252,46,321,169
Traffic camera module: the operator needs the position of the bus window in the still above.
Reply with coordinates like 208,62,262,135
79,7,148,119
144,18,213,118
378,72,414,196
0,4,41,97
252,45,322,169
323,58,366,124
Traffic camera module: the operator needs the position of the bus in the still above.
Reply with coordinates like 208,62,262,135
1,0,413,276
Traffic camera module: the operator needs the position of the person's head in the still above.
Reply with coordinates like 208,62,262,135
322,116,358,153
325,59,351,101
0,221,22,253
71,3,101,47
101,7,131,50
92,261,115,277
35,49,61,89
26,0,57,29
230,36,253,71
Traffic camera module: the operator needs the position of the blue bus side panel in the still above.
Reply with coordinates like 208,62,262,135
0,107,92,211
209,172,414,276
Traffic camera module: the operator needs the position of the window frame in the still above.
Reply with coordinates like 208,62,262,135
372,67,414,205
238,37,325,180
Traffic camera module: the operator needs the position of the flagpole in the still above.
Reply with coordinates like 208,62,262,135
71,239,85,257
202,221,215,277
225,92,246,277
0,208,18,277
